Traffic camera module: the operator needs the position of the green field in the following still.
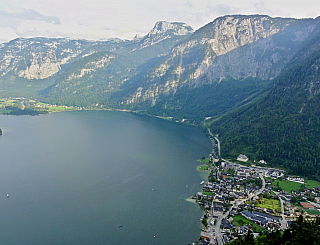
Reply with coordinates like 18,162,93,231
203,191,214,197
198,165,209,171
198,158,210,164
304,209,320,215
254,198,281,213
0,109,13,114
0,98,81,115
232,215,265,232
270,178,320,193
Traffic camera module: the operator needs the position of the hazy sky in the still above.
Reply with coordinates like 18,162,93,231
0,0,319,43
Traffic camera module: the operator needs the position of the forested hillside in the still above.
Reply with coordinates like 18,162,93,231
115,16,319,122
1,15,320,179
209,29,320,180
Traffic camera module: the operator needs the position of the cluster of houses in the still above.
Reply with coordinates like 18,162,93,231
196,158,320,245
264,169,284,179
241,210,280,228
287,177,305,184
197,162,265,213
292,187,320,204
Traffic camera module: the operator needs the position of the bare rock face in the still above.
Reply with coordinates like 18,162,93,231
135,21,194,50
0,15,319,114
0,38,83,79
124,15,318,105
17,55,61,80
0,38,122,80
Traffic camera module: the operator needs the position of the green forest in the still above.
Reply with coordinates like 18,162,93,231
209,32,320,180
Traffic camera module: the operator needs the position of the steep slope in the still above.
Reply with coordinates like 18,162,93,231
42,51,122,106
42,21,193,106
209,27,320,179
118,15,319,122
133,21,194,50
0,37,128,97
0,37,126,80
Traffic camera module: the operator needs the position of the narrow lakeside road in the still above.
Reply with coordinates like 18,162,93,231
214,136,221,157
205,123,220,157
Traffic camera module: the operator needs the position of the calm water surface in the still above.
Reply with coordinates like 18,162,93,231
0,111,211,244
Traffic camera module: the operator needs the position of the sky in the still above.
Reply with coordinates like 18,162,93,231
0,0,319,43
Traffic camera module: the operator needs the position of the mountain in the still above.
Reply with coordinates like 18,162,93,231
208,25,320,180
134,21,194,50
116,15,319,122
41,21,194,106
0,21,193,99
1,15,320,178
0,37,128,97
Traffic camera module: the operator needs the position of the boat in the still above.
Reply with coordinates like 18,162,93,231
200,181,205,185
6,193,9,198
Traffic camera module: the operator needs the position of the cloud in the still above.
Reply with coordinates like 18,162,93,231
207,4,242,16
306,11,318,18
0,0,319,44
0,7,62,43
183,3,243,28
0,26,19,42
184,1,193,8
251,1,286,16
0,8,61,26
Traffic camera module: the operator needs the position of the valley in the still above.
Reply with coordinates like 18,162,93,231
1,15,320,180
1,13,320,244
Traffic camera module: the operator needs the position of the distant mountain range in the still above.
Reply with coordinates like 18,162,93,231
1,15,320,179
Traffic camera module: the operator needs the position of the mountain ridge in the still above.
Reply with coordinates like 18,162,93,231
208,26,320,179
1,15,320,178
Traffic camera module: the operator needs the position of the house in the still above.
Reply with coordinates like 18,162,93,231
252,211,280,223
237,154,249,162
221,219,232,230
259,160,267,164
241,210,268,227
197,192,203,200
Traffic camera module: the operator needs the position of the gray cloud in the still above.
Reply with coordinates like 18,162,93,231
0,8,61,29
306,11,318,18
103,27,119,31
191,4,242,27
207,4,242,16
184,1,193,8
252,1,286,17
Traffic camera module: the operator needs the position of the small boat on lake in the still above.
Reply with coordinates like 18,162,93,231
6,193,9,198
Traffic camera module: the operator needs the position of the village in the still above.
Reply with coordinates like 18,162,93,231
194,153,320,245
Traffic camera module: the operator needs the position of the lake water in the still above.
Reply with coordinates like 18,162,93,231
0,110,212,244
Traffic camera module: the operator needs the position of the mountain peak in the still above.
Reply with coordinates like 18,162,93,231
149,21,194,36
133,21,193,50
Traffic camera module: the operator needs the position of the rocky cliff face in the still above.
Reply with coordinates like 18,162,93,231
0,21,193,83
123,16,318,105
1,15,320,121
136,21,194,50
42,21,194,104
0,38,125,80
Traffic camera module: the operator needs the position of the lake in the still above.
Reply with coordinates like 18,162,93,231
0,110,212,244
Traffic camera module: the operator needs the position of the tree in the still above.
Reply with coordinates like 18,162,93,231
291,195,298,205
202,217,208,228
244,230,255,245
